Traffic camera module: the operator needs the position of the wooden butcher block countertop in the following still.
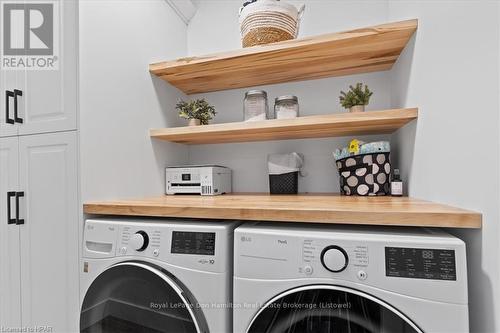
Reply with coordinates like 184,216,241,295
84,193,482,229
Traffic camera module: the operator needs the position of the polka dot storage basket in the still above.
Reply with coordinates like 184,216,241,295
334,141,392,196
239,0,305,48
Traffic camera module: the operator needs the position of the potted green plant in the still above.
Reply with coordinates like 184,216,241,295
175,99,216,126
339,83,373,113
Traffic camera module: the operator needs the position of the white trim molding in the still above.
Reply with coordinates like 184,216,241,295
165,0,197,25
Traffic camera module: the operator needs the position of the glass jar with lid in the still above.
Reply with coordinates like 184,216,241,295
274,95,299,119
244,90,269,121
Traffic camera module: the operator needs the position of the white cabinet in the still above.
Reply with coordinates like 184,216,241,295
20,0,78,135
1,0,77,137
0,0,79,331
0,0,23,137
0,137,21,328
0,132,79,332
0,71,22,137
20,132,79,332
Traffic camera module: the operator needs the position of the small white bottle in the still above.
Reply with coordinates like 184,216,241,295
391,169,403,196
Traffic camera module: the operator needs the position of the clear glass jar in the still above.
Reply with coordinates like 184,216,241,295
274,95,299,119
244,90,269,121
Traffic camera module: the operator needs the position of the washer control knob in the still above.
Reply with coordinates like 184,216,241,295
130,231,149,252
153,248,160,257
321,246,348,273
304,265,313,275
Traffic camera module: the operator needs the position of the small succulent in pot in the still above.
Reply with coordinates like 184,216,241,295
175,98,216,126
339,83,373,112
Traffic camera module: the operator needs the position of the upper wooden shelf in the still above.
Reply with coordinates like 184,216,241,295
150,19,417,94
150,108,417,144
83,193,482,229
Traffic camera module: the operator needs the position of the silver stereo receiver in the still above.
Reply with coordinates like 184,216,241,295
166,165,232,196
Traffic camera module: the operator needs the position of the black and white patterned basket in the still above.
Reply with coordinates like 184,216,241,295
269,171,299,194
336,153,391,196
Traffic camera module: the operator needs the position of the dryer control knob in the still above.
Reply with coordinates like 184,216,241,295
321,246,348,273
130,231,149,252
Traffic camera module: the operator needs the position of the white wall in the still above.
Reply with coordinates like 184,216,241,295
388,2,499,332
79,0,189,201
187,0,392,192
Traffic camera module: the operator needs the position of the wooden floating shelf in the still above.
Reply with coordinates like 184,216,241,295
83,193,482,229
150,108,418,144
150,19,418,94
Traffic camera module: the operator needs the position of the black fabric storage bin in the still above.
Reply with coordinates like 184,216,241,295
336,152,391,196
269,171,298,194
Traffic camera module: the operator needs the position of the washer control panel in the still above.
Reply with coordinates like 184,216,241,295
83,218,235,273
171,231,215,255
117,226,159,256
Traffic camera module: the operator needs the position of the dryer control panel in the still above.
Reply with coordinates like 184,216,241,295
235,223,467,305
385,247,456,281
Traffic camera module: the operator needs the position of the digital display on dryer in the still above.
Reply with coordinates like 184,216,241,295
171,231,215,255
385,247,456,281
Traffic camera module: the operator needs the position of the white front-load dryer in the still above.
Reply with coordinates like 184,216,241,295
234,223,469,333
79,218,237,333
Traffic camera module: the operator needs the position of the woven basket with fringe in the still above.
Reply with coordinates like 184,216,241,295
239,1,305,48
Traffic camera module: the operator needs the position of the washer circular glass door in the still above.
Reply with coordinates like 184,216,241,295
247,285,422,333
80,262,206,333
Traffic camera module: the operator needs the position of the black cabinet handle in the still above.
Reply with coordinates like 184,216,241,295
7,191,16,224
15,192,24,225
13,89,23,124
5,90,14,124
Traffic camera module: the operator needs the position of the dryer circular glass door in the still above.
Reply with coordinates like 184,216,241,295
247,285,422,333
80,262,207,333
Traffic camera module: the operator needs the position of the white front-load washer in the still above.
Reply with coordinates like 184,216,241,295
234,223,468,333
79,218,237,333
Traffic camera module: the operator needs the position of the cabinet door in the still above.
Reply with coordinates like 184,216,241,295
0,0,24,137
19,131,78,332
0,70,21,138
18,0,77,135
0,137,21,328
